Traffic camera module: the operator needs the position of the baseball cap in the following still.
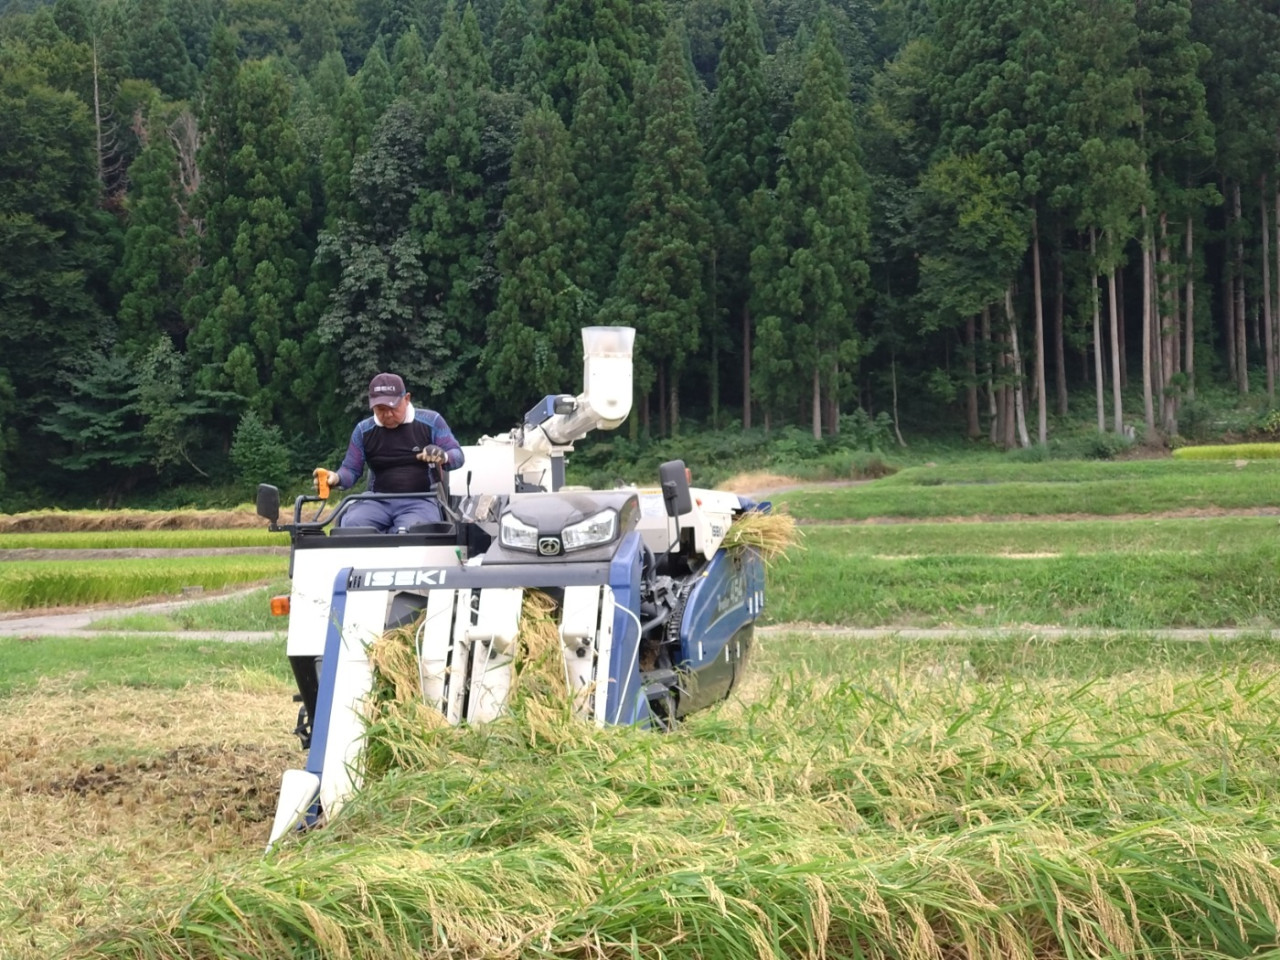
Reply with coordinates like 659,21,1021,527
368,372,406,408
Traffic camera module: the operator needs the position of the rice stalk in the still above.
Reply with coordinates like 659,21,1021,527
721,508,803,563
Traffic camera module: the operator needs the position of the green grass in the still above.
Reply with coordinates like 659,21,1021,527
768,536,1280,628
779,460,1280,520
0,633,289,697
793,514,1280,555
86,581,291,632
0,555,287,611
0,529,286,549
1173,442,1280,460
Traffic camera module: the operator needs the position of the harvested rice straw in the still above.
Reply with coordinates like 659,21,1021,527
721,508,802,563
367,589,570,722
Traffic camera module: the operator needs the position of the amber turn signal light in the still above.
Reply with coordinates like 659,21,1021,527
270,595,291,617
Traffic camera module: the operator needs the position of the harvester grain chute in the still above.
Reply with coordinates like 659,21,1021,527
257,327,773,848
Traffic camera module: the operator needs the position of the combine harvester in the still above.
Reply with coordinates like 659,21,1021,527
256,327,771,847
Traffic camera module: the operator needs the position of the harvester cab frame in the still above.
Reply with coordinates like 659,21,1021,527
262,327,770,850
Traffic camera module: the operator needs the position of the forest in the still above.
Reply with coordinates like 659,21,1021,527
1,0,1278,507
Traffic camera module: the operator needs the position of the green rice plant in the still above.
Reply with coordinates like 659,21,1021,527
874,459,1280,486
767,540,1280,627
1173,443,1280,460
781,464,1280,520
798,515,1280,557
64,658,1280,960
0,556,287,611
0,529,286,550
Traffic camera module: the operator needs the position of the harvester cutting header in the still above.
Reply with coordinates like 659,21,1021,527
255,327,778,849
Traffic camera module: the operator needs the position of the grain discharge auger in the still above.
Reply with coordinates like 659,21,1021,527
256,327,770,848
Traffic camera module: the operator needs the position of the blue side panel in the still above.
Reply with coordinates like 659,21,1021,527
605,532,650,727
679,548,763,668
304,567,352,781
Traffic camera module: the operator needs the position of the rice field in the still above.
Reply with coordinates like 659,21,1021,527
0,556,287,611
6,458,1280,958
9,631,1278,960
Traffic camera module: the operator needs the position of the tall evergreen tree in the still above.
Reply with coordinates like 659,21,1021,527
0,58,109,485
116,104,192,355
490,0,530,89
186,58,315,433
484,101,589,408
569,41,629,305
540,0,665,118
707,0,772,427
605,23,710,436
751,20,869,438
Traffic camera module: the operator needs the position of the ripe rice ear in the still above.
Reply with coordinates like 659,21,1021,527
721,509,803,562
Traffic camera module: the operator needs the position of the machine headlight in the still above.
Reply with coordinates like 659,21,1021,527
499,512,539,552
561,509,618,552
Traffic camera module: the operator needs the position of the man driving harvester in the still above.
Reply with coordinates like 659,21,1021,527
316,373,465,532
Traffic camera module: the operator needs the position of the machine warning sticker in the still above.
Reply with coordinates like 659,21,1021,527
638,493,667,519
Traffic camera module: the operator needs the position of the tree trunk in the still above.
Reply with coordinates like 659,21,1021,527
1006,286,1030,448
811,364,821,440
966,314,980,438
92,38,106,189
669,363,680,438
827,360,840,436
982,304,995,430
1091,229,1105,433
1235,181,1249,393
1158,211,1176,433
1262,175,1274,399
1108,260,1123,434
1184,215,1195,399
1032,219,1047,445
1054,234,1067,416
741,304,752,430
891,349,906,447
1140,205,1155,433
657,366,668,437
1117,267,1128,388
1222,203,1237,386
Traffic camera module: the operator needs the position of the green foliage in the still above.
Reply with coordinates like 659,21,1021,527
484,101,589,408
1172,442,1280,461
605,23,711,434
0,554,285,611
750,20,870,435
229,411,292,489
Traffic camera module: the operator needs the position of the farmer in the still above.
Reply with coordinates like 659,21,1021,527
316,373,465,532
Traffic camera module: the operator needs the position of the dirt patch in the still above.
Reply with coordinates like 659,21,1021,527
0,508,265,533
0,682,296,958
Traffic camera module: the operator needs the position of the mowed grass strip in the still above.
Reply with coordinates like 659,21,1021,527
0,555,287,611
801,514,1280,556
85,581,291,633
769,535,1280,628
0,528,286,550
60,634,1280,960
780,460,1280,520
